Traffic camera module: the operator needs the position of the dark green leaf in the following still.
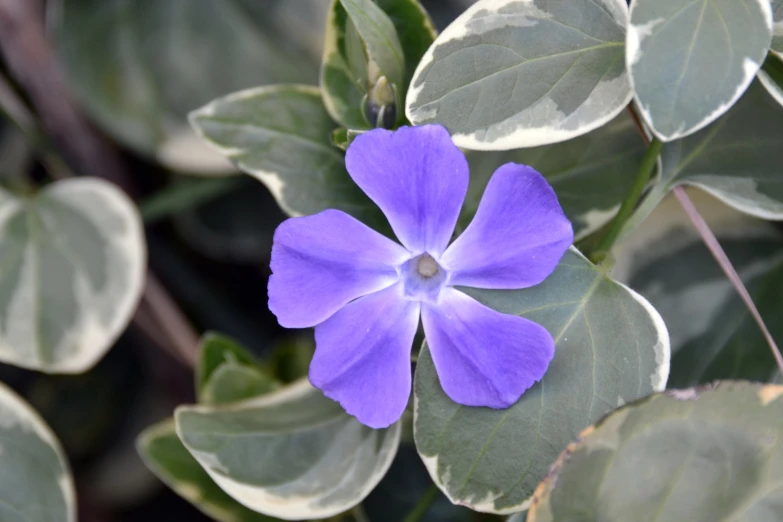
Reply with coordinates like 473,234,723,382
414,249,670,514
463,110,647,239
321,0,436,129
196,332,262,398
189,85,384,228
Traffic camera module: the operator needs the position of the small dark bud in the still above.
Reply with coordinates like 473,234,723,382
364,76,398,129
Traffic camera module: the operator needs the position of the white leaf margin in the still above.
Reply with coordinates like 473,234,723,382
405,0,633,150
413,247,671,515
0,178,146,373
0,381,77,522
175,379,402,521
626,0,774,142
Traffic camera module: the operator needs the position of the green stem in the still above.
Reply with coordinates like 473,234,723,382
589,136,662,263
402,484,440,522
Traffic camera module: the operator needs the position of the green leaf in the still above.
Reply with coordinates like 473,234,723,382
321,0,436,129
656,80,783,220
176,380,401,519
527,381,783,522
773,0,783,54
196,332,263,397
627,0,772,141
137,419,276,522
202,365,280,406
0,382,75,522
413,248,670,514
51,0,317,173
406,0,632,150
341,0,404,89
758,52,783,107
463,110,647,240
189,85,383,227
331,127,364,150
0,178,145,373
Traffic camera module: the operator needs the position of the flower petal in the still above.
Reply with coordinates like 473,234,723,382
345,125,468,256
311,284,420,428
269,209,409,328
421,288,554,408
441,163,573,289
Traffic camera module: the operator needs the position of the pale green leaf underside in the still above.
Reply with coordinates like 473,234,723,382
463,110,647,239
51,0,316,173
137,419,274,522
176,380,401,519
627,0,772,141
406,0,632,150
189,85,382,226
659,81,783,220
0,178,145,373
528,382,783,522
0,382,75,522
413,249,670,514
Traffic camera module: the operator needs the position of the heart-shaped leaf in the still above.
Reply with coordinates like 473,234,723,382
189,85,384,228
406,0,632,150
463,110,647,239
413,248,670,514
527,382,783,522
627,0,772,141
0,178,145,373
321,0,436,129
137,420,275,522
176,380,401,520
51,0,319,173
0,382,75,522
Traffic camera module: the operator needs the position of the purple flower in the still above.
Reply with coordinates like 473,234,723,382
269,125,573,428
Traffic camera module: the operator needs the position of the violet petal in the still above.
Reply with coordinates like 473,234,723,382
269,209,408,328
442,163,573,289
311,284,420,428
422,288,554,408
345,125,468,256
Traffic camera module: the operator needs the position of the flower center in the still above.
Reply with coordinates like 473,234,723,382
399,253,448,303
417,254,440,278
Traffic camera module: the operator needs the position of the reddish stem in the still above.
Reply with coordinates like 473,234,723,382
673,186,783,374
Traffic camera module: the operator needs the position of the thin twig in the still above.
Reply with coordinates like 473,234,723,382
673,186,783,374
143,273,200,368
